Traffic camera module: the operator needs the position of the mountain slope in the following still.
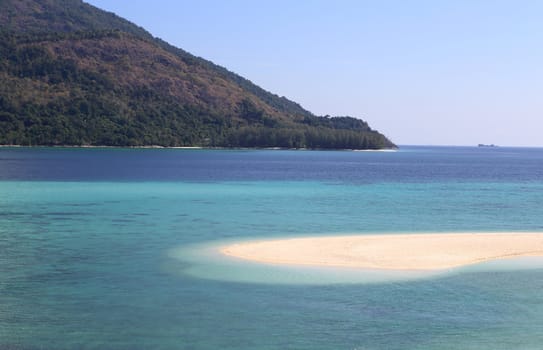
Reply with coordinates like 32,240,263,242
0,0,395,149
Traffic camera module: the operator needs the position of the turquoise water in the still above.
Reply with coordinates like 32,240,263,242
1,146,543,349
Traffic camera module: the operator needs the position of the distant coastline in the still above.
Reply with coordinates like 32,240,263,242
0,144,398,151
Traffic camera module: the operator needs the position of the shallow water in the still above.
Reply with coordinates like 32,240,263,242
1,146,543,349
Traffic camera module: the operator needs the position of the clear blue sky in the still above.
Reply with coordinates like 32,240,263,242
86,0,543,146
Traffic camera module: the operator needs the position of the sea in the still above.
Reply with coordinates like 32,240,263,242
1,146,543,349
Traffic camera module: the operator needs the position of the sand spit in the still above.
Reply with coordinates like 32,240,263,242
221,233,543,271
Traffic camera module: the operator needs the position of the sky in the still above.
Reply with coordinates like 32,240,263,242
86,0,543,146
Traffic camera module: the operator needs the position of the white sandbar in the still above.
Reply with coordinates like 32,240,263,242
221,233,543,271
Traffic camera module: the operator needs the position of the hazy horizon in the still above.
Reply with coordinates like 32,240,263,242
87,0,543,147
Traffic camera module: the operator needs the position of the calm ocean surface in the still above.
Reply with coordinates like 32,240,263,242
1,146,543,349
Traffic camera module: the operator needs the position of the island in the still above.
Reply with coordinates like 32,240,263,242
0,0,395,150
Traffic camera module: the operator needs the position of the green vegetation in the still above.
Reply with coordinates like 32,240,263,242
0,0,396,149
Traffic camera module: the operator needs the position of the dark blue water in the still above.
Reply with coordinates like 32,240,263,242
1,146,543,349
2,146,543,183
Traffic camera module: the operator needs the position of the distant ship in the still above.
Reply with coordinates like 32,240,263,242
478,144,497,147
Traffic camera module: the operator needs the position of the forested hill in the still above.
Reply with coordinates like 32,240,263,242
0,0,396,149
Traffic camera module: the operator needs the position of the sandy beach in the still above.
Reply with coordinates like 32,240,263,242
221,233,543,270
